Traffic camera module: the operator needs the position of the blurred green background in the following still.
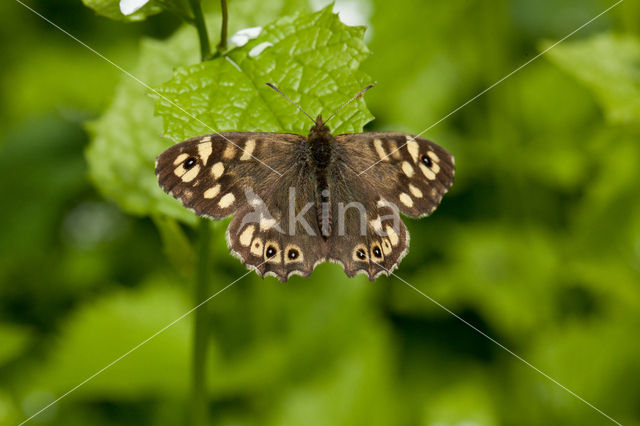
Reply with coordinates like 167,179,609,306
2,0,640,425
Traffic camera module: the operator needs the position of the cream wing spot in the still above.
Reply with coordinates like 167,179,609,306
370,216,383,234
407,138,419,162
386,225,399,246
402,161,415,177
352,244,369,262
197,142,212,166
284,244,304,264
211,162,224,180
181,164,200,182
200,135,212,142
381,238,392,256
218,193,235,208
259,217,276,231
222,144,236,159
264,240,281,263
399,193,414,208
239,225,254,247
173,153,189,166
249,196,263,208
173,164,187,177
370,242,384,260
250,238,263,257
388,141,402,159
420,163,437,180
240,139,255,161
427,151,440,162
409,184,423,198
204,184,220,199
374,138,389,161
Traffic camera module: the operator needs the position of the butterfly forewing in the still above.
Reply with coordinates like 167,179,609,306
155,132,305,218
335,133,455,218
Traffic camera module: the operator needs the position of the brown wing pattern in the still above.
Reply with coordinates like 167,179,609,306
156,131,454,281
225,166,329,281
155,132,304,219
156,132,330,282
326,157,409,280
335,133,455,218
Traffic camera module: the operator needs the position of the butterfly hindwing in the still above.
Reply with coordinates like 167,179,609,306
327,159,409,280
335,133,455,217
155,132,305,218
226,162,328,281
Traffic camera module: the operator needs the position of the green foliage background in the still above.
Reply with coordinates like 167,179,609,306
1,0,640,425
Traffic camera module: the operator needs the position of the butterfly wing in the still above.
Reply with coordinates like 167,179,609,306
226,168,328,281
325,133,454,280
155,132,304,218
334,133,455,217
326,157,409,280
156,132,328,281
156,131,454,281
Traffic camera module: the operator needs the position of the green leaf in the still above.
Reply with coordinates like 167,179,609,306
545,33,640,124
422,376,499,426
0,323,33,367
86,28,200,224
154,6,374,141
82,0,163,22
86,2,311,224
267,327,397,426
26,281,191,398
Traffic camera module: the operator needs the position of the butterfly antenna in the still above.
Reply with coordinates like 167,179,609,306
324,84,375,124
265,83,315,123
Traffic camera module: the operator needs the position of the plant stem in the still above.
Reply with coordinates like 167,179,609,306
190,218,212,426
188,0,211,60
217,0,228,52
187,3,220,424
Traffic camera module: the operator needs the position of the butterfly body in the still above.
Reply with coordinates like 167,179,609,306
307,115,335,238
156,118,455,282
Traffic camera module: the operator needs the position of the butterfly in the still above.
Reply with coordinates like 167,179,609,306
155,84,455,282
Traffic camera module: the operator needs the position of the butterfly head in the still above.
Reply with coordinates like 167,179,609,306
309,114,332,141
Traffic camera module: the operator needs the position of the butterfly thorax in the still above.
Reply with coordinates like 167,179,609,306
308,115,333,237
307,115,333,165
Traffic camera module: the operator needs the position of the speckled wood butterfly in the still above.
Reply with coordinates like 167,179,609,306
155,85,455,281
